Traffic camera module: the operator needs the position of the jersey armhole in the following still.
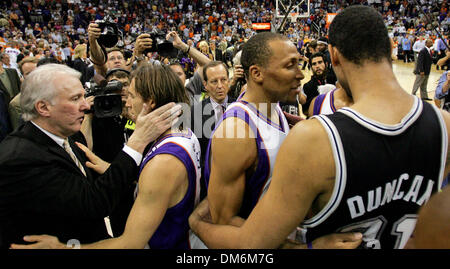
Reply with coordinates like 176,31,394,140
303,115,347,227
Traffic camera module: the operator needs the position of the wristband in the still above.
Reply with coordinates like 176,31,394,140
307,241,313,249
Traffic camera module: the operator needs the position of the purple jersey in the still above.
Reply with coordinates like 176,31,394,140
204,100,289,218
137,129,201,249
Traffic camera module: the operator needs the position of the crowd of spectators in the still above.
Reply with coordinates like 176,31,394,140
0,1,448,73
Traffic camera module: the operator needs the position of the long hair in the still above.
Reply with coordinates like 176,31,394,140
131,63,190,109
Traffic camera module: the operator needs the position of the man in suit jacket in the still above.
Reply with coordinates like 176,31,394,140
0,64,181,249
0,90,10,142
412,39,434,100
190,61,235,198
8,57,39,131
210,40,223,62
0,63,21,137
0,64,21,104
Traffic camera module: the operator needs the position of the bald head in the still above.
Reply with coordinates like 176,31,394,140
406,186,450,249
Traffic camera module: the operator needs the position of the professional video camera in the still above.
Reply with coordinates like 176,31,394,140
95,15,120,48
143,29,178,58
85,80,123,118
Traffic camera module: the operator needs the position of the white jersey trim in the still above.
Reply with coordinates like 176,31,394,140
338,97,422,136
302,115,347,227
429,104,448,191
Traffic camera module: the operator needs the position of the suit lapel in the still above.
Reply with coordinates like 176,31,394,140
5,69,19,96
202,98,215,132
20,122,89,177
0,79,10,102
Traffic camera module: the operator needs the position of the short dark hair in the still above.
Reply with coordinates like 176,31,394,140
328,5,391,65
202,61,229,82
309,52,326,67
105,68,130,80
131,63,190,108
37,57,60,66
241,32,288,77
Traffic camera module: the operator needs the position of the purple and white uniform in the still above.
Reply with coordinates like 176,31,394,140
204,99,290,218
137,129,201,249
312,88,338,116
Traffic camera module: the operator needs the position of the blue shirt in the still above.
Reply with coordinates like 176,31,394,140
402,37,412,50
434,71,449,99
436,38,447,52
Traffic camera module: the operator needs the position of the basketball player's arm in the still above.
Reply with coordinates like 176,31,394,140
308,96,318,117
208,117,257,225
11,154,187,249
439,110,450,182
190,120,362,248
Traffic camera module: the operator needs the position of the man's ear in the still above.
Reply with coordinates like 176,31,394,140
249,65,263,83
329,45,340,67
35,100,52,117
148,99,156,110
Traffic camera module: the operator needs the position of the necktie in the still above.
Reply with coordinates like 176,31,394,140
216,104,226,122
63,139,87,177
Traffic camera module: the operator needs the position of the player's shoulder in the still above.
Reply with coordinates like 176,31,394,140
286,117,331,152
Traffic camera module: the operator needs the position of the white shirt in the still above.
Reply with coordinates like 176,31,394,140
210,96,228,123
30,121,142,165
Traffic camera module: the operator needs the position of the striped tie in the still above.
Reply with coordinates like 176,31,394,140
63,139,87,177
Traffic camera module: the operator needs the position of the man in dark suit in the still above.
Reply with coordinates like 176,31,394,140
190,61,235,198
0,65,21,104
0,90,10,142
412,38,434,100
0,64,181,249
210,40,223,62
0,61,21,138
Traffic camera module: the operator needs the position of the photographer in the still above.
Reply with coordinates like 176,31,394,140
81,68,132,160
88,21,144,77
80,68,134,236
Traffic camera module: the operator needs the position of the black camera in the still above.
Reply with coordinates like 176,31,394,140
85,80,123,118
95,15,120,48
144,29,178,58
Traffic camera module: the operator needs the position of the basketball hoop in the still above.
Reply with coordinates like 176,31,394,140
290,13,299,23
276,0,310,19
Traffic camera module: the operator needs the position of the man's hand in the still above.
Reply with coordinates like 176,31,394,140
134,34,153,57
88,23,101,43
126,102,182,154
10,235,67,249
310,232,363,249
189,199,212,233
231,64,245,85
88,23,106,66
76,142,111,174
167,31,188,52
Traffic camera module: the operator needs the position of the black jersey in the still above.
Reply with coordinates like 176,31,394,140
303,98,447,249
